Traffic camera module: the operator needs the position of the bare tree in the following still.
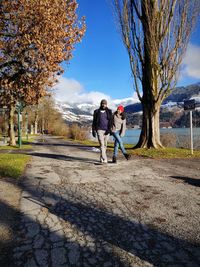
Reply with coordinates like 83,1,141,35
112,0,199,148
25,96,68,136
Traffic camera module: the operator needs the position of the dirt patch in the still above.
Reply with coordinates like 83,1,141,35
0,178,21,267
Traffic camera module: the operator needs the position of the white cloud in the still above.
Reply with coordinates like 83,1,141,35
181,43,200,79
53,76,83,103
53,76,139,108
53,76,113,106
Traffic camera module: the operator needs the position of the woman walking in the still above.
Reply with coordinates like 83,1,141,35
111,105,131,163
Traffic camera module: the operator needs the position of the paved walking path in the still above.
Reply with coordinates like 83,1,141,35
12,136,200,266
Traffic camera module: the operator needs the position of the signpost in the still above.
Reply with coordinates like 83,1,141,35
183,100,196,155
184,99,195,111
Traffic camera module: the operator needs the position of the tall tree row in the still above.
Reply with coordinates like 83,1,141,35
0,0,85,145
24,96,69,136
113,0,199,148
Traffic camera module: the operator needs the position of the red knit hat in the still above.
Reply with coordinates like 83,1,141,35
117,105,124,112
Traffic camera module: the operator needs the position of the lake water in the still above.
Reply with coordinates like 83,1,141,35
121,127,200,145
90,127,200,148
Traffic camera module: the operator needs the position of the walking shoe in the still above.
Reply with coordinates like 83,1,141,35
124,153,131,160
100,159,108,164
112,156,117,163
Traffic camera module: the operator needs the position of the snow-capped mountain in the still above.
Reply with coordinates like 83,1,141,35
76,103,96,113
55,97,139,123
55,101,93,123
161,91,200,111
113,97,138,106
55,83,200,124
125,83,200,112
190,96,200,103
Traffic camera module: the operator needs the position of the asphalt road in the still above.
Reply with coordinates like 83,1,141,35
12,136,200,267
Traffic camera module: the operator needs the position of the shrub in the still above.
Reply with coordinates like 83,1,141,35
160,132,177,147
176,134,200,150
176,135,190,149
67,123,88,141
49,118,69,136
161,131,200,150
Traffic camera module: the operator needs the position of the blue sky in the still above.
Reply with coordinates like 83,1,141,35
55,0,200,103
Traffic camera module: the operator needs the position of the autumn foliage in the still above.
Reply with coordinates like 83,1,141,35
0,0,85,144
0,0,85,104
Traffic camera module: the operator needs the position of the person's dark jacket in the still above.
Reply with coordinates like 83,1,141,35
92,108,112,137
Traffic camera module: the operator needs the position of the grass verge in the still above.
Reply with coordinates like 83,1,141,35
0,154,30,178
130,147,200,159
66,139,200,159
0,138,35,150
0,144,32,150
22,137,35,143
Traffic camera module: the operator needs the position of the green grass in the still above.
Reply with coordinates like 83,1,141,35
22,137,35,143
0,154,31,178
65,138,200,159
0,143,32,150
0,137,35,150
130,147,200,159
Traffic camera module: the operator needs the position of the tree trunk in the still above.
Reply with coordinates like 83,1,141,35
34,108,39,134
31,124,34,134
134,1,163,149
135,101,163,149
34,121,38,134
8,104,16,146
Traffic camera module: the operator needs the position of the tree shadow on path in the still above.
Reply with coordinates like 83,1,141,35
28,152,99,164
5,177,200,267
1,198,131,267
170,176,200,187
31,140,100,149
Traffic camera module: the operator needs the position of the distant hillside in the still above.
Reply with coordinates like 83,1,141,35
125,103,142,113
164,83,200,103
55,82,200,127
125,83,200,128
55,97,138,124
125,83,200,113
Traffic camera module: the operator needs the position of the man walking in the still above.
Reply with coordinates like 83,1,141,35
92,99,112,163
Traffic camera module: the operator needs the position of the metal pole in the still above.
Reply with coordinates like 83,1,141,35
26,112,28,141
18,110,22,148
190,110,193,155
